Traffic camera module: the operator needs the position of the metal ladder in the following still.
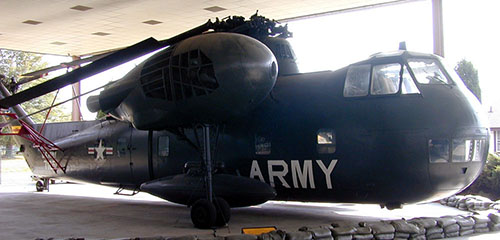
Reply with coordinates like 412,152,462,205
0,112,65,174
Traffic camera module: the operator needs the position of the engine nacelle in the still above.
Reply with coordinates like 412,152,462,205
88,33,278,129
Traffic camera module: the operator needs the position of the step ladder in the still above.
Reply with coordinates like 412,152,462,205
0,112,65,174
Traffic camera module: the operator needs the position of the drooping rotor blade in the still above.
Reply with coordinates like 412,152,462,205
0,37,161,109
0,19,215,109
17,52,113,85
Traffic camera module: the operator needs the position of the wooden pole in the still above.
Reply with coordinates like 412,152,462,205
432,0,444,57
71,56,82,121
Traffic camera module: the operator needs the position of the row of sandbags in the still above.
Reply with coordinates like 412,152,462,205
329,213,500,240
132,213,500,240
440,195,500,211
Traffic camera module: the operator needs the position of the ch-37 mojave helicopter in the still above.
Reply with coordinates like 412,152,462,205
0,14,490,229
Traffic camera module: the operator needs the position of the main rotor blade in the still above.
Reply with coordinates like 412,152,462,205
0,37,161,109
0,20,214,109
18,52,113,85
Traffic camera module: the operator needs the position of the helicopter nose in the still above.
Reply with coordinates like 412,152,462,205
427,128,488,200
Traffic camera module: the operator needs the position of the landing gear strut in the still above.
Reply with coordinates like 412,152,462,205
190,124,231,228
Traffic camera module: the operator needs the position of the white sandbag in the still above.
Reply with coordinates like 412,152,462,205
445,231,459,238
308,227,333,240
285,231,313,240
391,220,420,234
488,212,500,223
362,222,395,234
426,232,444,239
333,236,352,240
472,215,490,224
331,227,356,237
460,229,474,236
351,234,372,240
394,232,409,239
373,233,394,240
425,227,443,235
444,223,459,233
454,216,475,227
408,218,437,229
436,217,456,227
474,227,490,233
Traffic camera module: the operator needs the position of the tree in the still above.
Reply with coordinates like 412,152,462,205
461,154,500,200
0,49,71,122
0,49,71,157
455,59,481,102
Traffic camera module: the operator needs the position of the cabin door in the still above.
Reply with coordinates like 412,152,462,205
149,131,170,179
127,127,149,184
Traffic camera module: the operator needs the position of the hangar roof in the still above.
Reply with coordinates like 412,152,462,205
0,0,411,56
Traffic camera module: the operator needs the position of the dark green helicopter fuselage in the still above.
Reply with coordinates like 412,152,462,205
17,50,489,208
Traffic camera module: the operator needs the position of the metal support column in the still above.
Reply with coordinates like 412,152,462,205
432,0,444,57
202,124,213,203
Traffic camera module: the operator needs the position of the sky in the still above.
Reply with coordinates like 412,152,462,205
42,0,500,120
285,0,500,108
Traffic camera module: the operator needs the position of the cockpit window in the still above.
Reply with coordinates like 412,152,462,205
344,64,370,97
371,63,400,95
408,59,450,84
401,66,420,94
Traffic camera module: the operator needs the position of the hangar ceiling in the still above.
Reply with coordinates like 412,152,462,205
0,0,411,56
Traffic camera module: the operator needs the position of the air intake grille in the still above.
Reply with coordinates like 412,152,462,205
140,48,218,101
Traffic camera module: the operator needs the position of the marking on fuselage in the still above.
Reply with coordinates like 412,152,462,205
88,139,113,161
291,160,315,189
250,159,338,189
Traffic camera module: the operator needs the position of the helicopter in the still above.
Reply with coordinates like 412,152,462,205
0,14,489,229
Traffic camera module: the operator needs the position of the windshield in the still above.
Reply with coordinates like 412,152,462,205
408,58,451,84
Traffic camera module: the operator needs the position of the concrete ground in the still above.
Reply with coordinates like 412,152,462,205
1,157,500,240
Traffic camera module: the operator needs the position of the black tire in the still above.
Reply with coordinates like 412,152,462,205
191,199,216,229
35,180,44,192
214,197,231,226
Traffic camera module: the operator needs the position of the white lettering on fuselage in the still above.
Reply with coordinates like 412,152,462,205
250,159,338,189
250,160,265,182
268,160,290,188
291,160,315,189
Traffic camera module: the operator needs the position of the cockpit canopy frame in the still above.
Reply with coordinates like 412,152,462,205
343,51,459,98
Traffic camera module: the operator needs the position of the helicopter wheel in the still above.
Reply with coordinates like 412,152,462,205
191,199,216,229
35,180,44,192
214,197,231,226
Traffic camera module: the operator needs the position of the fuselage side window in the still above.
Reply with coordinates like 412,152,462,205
429,139,449,163
255,135,271,155
371,63,401,95
158,135,170,157
317,129,336,154
408,59,450,84
472,139,485,162
452,139,486,162
401,65,420,94
344,64,370,97
452,139,468,162
117,138,128,156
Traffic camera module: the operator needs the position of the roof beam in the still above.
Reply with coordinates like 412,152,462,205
278,0,420,22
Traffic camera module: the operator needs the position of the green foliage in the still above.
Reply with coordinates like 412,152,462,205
0,49,46,79
455,59,481,102
0,49,71,154
95,110,107,120
0,49,71,123
461,154,500,199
